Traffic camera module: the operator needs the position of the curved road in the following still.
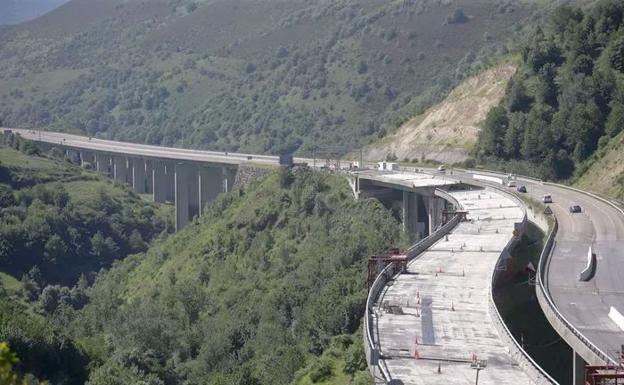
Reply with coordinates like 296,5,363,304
6,127,624,368
521,181,624,364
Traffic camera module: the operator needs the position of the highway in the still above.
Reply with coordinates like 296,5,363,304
520,180,624,364
5,127,624,374
7,128,282,166
453,170,624,365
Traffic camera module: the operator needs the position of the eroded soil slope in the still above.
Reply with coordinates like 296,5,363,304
364,62,516,164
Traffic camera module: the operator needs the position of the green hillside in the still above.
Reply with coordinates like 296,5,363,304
474,0,624,181
0,0,539,155
0,135,173,384
68,167,404,385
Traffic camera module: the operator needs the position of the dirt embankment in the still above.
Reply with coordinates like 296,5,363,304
364,62,517,164
576,132,624,200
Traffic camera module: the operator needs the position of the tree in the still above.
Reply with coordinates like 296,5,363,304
39,285,61,314
609,33,624,72
606,101,624,137
44,235,68,264
91,231,119,260
0,342,44,385
478,105,508,157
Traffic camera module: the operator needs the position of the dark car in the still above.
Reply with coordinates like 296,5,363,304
569,205,582,213
517,185,527,193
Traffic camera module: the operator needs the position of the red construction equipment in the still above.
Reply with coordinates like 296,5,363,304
367,248,408,289
584,345,624,384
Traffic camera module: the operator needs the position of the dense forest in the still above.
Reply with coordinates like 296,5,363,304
0,136,172,384
0,0,541,155
65,167,404,385
475,0,624,180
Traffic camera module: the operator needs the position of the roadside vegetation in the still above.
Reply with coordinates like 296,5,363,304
475,0,624,183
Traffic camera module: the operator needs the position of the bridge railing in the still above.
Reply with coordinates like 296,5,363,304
535,215,618,367
363,190,462,382
454,168,622,367
482,187,559,384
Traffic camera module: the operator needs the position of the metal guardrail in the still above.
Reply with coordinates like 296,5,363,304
363,193,462,382
483,185,558,384
464,170,623,367
535,215,618,367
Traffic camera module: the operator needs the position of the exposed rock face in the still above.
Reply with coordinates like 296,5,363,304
364,62,517,164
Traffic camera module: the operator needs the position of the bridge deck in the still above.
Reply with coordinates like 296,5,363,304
372,189,531,384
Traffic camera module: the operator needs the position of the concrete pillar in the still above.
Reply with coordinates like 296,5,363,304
223,167,237,192
79,151,94,167
145,160,153,194
152,160,167,203
164,162,175,202
113,156,128,184
199,166,223,215
402,191,409,235
131,158,146,194
425,196,433,236
572,350,586,385
188,166,200,220
96,154,111,176
175,162,191,230
174,162,199,230
403,191,422,241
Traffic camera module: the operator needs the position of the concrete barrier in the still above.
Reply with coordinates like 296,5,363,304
608,307,624,331
473,173,504,185
579,247,596,282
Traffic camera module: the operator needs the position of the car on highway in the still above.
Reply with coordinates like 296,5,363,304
437,165,446,172
543,194,553,203
569,205,582,213
507,180,516,187
517,185,527,193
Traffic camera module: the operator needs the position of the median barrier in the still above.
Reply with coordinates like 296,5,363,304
579,248,597,282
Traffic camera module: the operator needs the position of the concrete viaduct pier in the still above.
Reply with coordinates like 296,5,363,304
84,153,238,230
13,129,281,231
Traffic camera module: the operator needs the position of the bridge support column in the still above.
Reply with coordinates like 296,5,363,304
165,162,175,202
145,160,153,194
223,167,237,192
113,156,129,185
199,166,223,215
175,162,199,230
572,350,586,385
152,160,167,203
95,154,111,176
131,158,146,194
402,191,421,241
79,151,94,167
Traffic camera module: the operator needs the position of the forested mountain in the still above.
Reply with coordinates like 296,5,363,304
0,135,172,384
66,167,404,384
0,0,537,155
0,0,69,25
475,0,624,181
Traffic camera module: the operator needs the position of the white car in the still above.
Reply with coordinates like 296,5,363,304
507,180,516,187
437,165,446,172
